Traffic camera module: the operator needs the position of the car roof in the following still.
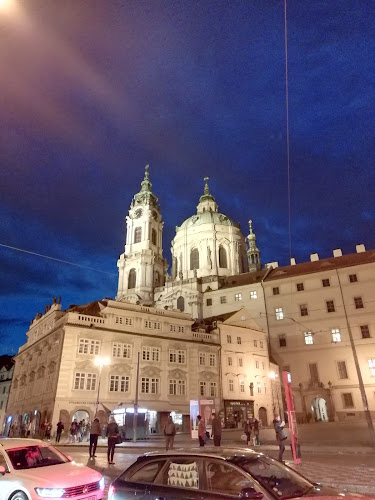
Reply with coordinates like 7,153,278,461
0,438,47,450
142,447,264,461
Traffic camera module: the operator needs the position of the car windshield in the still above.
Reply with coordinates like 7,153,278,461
231,455,314,499
6,445,69,470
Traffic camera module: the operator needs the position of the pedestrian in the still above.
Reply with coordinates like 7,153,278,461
45,422,52,441
163,415,176,451
56,420,64,443
274,415,287,462
243,418,252,446
89,418,101,458
197,415,205,447
211,413,222,446
253,418,260,445
106,417,119,465
69,420,77,443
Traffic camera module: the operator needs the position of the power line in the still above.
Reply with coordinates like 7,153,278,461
0,243,117,276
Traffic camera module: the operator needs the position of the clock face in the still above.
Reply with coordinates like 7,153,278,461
134,209,143,219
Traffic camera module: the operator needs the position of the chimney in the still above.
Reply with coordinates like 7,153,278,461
290,258,296,265
310,253,319,262
356,244,366,253
265,262,279,269
333,249,342,257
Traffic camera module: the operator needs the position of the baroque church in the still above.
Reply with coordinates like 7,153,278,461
5,166,375,438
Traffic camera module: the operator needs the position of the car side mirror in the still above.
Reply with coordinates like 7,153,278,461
0,465,6,475
240,487,264,499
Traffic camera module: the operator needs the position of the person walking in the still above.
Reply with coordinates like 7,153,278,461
45,422,52,441
197,415,205,447
106,417,119,465
274,415,287,462
243,418,252,446
55,420,64,443
89,418,101,458
253,418,260,445
163,415,176,451
211,413,222,446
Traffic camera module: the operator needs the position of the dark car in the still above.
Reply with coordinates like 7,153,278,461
108,448,367,500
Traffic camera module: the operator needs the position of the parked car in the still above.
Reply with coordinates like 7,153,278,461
0,438,104,500
108,448,369,500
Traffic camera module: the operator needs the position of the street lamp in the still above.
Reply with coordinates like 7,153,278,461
94,356,110,418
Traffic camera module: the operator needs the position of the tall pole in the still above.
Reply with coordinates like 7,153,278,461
336,269,375,447
94,365,103,418
133,352,140,443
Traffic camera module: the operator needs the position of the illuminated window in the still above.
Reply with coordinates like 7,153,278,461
275,308,284,320
368,359,375,377
235,293,242,301
332,328,341,343
257,382,261,394
250,290,257,299
304,332,314,345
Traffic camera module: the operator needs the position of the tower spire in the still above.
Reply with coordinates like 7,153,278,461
247,219,261,272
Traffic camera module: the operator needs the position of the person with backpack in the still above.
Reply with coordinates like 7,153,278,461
163,415,176,450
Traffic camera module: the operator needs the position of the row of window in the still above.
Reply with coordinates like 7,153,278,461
74,372,217,396
275,296,365,320
133,227,158,246
226,335,264,349
272,274,358,295
79,340,218,366
298,360,375,385
278,324,371,348
227,379,266,394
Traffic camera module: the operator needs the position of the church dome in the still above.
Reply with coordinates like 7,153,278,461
170,178,248,281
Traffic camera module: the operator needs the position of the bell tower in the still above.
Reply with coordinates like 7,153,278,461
117,165,167,304
247,220,261,272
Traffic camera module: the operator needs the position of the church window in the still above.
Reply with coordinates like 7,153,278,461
190,248,199,270
152,228,157,245
128,269,136,289
177,296,185,312
134,227,142,243
219,246,227,268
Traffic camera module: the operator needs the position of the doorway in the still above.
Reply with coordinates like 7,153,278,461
258,407,268,427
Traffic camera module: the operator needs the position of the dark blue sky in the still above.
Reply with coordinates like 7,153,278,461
0,0,374,355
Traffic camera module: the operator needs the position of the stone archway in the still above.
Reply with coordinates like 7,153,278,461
258,407,268,427
311,397,328,422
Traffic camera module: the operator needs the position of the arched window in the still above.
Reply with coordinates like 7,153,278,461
152,228,157,246
134,227,142,243
177,296,185,312
128,269,136,289
190,248,199,270
219,246,228,268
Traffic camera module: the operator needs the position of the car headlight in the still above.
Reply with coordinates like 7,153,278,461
35,488,65,498
99,477,105,490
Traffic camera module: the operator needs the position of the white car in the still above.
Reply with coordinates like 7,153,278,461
0,438,104,500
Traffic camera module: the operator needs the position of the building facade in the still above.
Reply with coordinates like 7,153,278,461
0,355,14,433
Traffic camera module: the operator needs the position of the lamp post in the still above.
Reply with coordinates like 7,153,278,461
94,356,110,418
269,371,281,416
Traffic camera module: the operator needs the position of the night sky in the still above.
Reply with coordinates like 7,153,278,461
0,0,374,355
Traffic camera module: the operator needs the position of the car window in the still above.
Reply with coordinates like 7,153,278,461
127,460,167,483
159,458,200,489
6,445,69,470
205,460,256,497
234,456,313,499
